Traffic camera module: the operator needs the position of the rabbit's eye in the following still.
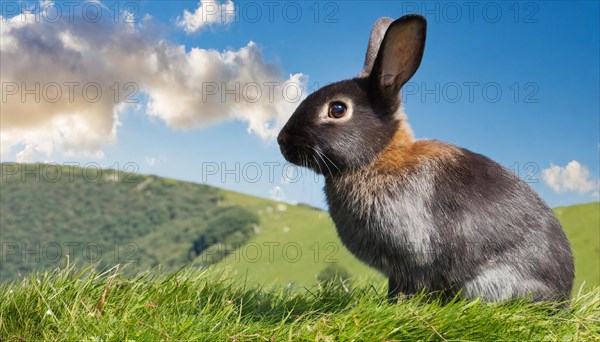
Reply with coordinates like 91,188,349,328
328,102,347,119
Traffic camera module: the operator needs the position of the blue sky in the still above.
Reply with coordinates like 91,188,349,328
1,0,599,209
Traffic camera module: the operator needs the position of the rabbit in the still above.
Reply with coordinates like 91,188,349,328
277,14,574,302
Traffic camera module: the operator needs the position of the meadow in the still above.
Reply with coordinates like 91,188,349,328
1,266,598,340
1,163,598,340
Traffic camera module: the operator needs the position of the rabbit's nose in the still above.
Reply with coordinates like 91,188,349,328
277,131,287,146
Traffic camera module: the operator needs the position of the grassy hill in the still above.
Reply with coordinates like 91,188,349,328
1,266,598,340
214,190,381,288
0,163,258,282
1,163,598,291
554,202,600,290
0,162,373,286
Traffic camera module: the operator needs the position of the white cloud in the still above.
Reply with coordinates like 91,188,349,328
177,0,235,33
269,185,285,201
143,41,306,139
145,156,165,167
1,2,305,161
16,144,47,163
542,161,599,195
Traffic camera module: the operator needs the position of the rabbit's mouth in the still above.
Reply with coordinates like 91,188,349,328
281,145,311,168
278,132,341,176
277,131,318,169
278,132,309,164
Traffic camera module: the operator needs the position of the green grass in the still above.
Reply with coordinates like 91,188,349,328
214,190,381,287
555,202,600,290
1,266,598,341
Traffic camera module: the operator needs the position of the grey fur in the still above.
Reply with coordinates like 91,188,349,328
325,149,574,301
277,15,574,302
360,17,393,77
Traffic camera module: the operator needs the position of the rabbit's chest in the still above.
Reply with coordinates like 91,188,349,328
325,170,439,272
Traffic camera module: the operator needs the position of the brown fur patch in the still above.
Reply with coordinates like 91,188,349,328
373,122,462,174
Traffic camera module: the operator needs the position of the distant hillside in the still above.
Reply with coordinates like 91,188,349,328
213,191,380,287
0,162,376,286
554,202,600,290
0,163,258,282
1,163,598,290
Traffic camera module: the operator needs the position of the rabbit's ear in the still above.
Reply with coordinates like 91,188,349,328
360,17,393,77
369,15,426,96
